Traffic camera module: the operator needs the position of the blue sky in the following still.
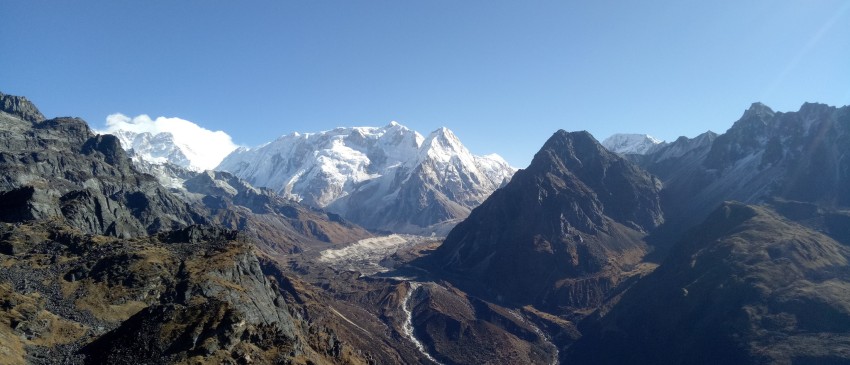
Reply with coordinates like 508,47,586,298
2,1,849,167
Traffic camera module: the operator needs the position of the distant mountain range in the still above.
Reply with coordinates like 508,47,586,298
112,120,516,235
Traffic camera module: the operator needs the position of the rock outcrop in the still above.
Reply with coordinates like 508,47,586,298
0,109,204,238
0,220,379,364
0,91,45,123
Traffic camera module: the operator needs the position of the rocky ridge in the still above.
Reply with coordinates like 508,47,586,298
0,92,401,364
0,99,204,238
431,130,663,313
0,92,45,123
0,221,385,364
632,102,850,240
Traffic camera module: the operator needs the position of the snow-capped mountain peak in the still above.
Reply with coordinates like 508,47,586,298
111,129,196,169
418,127,471,164
217,122,516,234
97,114,238,171
602,133,665,155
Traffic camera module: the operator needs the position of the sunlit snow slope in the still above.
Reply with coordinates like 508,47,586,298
602,133,665,155
217,122,515,234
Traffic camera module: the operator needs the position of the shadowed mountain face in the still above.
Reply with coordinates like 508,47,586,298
432,130,664,312
633,102,850,237
566,202,850,364
703,102,850,206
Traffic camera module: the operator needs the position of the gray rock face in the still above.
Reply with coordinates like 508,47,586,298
188,240,296,331
432,130,663,312
0,91,45,123
0,220,304,364
0,108,207,238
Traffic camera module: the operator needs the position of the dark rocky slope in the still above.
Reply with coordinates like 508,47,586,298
0,94,204,237
287,258,570,365
430,130,664,313
634,102,850,240
0,92,390,364
566,202,850,364
404,281,570,364
180,169,372,255
0,221,383,364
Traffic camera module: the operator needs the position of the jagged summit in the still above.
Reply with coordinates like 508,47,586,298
218,122,515,234
219,123,422,206
533,129,664,231
0,91,45,123
627,101,850,246
417,126,473,167
540,130,602,157
96,115,514,234
741,101,775,119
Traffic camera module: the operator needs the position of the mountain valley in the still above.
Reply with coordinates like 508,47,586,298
2,90,850,364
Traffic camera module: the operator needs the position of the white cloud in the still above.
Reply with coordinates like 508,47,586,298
99,113,238,171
